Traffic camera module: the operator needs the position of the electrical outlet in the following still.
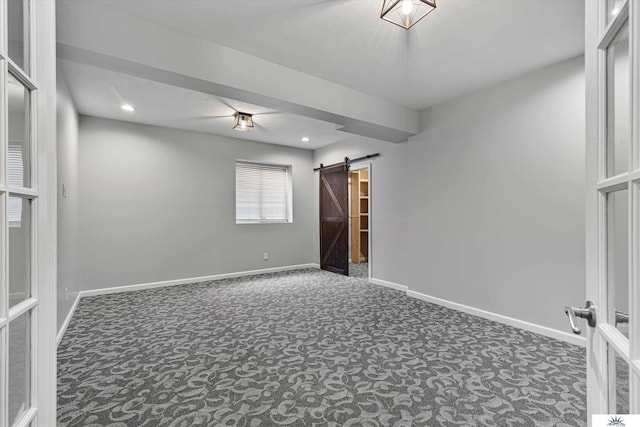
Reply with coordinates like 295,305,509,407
264,252,269,261
65,288,68,301
63,184,68,198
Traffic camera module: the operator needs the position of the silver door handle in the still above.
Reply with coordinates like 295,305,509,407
615,310,629,326
564,301,596,335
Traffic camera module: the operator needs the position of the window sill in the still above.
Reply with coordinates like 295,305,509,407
236,220,292,224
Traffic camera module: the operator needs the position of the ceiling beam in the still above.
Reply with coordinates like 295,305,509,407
57,1,419,143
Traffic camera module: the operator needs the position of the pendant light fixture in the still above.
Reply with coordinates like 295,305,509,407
233,112,254,132
381,0,436,29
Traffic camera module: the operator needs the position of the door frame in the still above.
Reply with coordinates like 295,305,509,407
349,162,372,281
585,0,640,418
0,0,57,425
34,0,58,424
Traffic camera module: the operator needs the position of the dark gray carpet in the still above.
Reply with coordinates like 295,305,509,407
58,268,586,426
349,262,368,279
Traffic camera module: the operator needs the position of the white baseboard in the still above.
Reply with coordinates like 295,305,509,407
406,289,586,347
79,263,320,298
368,277,585,347
57,263,319,345
57,265,583,349
57,293,81,347
369,278,408,292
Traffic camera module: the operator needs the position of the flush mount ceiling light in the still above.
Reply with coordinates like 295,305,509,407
121,104,136,112
301,137,310,142
233,112,254,132
381,0,436,29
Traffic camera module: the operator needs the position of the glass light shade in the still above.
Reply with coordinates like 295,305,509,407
381,0,436,29
233,112,254,132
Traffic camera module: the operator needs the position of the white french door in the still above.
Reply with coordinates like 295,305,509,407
582,0,640,420
0,0,57,426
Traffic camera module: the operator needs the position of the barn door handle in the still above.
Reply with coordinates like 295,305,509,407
564,301,596,335
615,310,629,326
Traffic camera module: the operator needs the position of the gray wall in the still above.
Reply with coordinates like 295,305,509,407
57,71,80,330
76,116,315,291
315,56,586,333
61,55,586,336
410,56,586,332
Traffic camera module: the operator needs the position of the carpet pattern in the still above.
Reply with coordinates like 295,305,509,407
349,262,368,279
58,269,587,426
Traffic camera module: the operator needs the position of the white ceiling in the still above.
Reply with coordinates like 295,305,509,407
61,61,352,150
89,0,585,110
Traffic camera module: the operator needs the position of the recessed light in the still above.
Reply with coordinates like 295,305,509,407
612,7,620,15
121,104,136,112
301,137,310,142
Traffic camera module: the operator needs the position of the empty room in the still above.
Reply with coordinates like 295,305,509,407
1,0,639,425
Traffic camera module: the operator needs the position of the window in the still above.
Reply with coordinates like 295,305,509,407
8,144,24,226
236,161,292,224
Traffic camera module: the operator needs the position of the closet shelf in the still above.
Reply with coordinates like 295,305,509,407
350,169,369,265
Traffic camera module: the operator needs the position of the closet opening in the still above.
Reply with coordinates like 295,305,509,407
348,166,370,280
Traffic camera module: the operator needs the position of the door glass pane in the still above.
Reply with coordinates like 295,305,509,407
7,0,28,73
607,0,625,23
607,189,628,335
7,73,31,188
615,354,629,414
9,310,30,426
609,348,629,414
9,197,31,308
606,20,630,177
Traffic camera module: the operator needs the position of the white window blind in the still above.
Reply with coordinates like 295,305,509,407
8,144,24,225
236,161,291,224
